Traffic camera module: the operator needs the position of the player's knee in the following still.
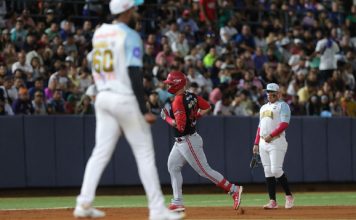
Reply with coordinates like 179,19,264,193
264,166,273,177
271,167,283,178
167,161,180,173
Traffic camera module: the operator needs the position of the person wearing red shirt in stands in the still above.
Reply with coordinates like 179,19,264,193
199,0,217,27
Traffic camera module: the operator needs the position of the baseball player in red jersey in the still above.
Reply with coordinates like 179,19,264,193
161,71,243,212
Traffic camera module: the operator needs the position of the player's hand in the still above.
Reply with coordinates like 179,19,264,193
264,135,273,143
144,112,156,124
253,144,259,154
160,108,169,120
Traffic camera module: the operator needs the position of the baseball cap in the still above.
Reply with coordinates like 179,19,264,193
182,9,190,16
18,87,28,95
46,9,54,14
109,0,144,15
265,83,279,93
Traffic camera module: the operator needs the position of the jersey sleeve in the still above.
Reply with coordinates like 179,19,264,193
172,96,187,133
124,30,143,67
280,102,291,123
197,96,210,110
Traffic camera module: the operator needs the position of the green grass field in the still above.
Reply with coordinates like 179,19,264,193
0,192,355,210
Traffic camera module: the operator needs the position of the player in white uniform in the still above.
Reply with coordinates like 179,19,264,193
252,83,294,209
73,1,184,219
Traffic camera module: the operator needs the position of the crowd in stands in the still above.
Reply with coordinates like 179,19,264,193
0,0,355,117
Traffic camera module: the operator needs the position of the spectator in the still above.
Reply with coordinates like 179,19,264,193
64,94,77,114
220,17,237,44
75,94,94,115
155,43,174,66
315,31,340,84
47,89,65,114
78,67,92,94
165,22,179,47
32,91,47,115
12,87,34,115
10,17,28,50
146,91,161,115
0,75,17,105
203,47,217,68
235,25,255,53
289,95,305,115
177,9,199,34
143,44,156,76
305,95,320,116
45,22,59,41
171,32,189,57
12,51,33,82
28,77,45,100
213,94,233,116
48,64,70,94
341,90,356,117
199,0,217,27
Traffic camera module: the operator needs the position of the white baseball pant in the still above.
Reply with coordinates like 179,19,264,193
259,138,288,178
167,133,226,203
76,91,166,216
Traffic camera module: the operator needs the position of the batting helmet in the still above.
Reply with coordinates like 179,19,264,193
163,71,187,94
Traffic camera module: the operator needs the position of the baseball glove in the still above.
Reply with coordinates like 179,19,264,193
250,153,261,168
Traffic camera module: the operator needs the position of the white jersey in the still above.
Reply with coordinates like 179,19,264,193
315,38,339,70
259,100,291,142
92,23,143,94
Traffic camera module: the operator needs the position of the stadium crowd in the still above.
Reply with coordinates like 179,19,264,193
0,0,355,117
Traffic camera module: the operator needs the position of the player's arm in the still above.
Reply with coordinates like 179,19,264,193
161,96,186,132
253,121,260,153
128,66,148,115
269,102,291,138
125,30,152,121
172,98,187,133
196,96,210,118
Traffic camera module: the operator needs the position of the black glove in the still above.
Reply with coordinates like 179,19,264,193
250,153,261,168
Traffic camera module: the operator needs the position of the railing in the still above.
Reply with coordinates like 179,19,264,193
6,0,350,32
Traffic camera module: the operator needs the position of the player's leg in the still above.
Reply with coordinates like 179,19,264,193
179,134,242,209
75,93,121,217
167,143,187,211
270,148,294,208
120,100,182,219
259,145,278,209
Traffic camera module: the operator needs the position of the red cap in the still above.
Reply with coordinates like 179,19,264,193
183,9,190,16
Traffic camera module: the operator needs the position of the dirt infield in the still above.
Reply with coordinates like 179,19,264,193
0,206,355,220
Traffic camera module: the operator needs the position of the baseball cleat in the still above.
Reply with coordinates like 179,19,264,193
168,203,186,212
232,185,243,210
149,209,185,220
263,200,278,209
73,205,105,218
285,195,294,209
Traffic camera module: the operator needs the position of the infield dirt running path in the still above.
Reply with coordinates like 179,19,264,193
0,206,355,220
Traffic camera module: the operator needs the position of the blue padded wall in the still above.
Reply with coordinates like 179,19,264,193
0,116,26,187
250,117,265,183
284,117,303,182
353,119,356,181
55,116,85,186
151,120,171,184
224,117,252,183
24,116,56,187
302,118,328,182
197,117,225,184
327,118,352,181
114,136,140,185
